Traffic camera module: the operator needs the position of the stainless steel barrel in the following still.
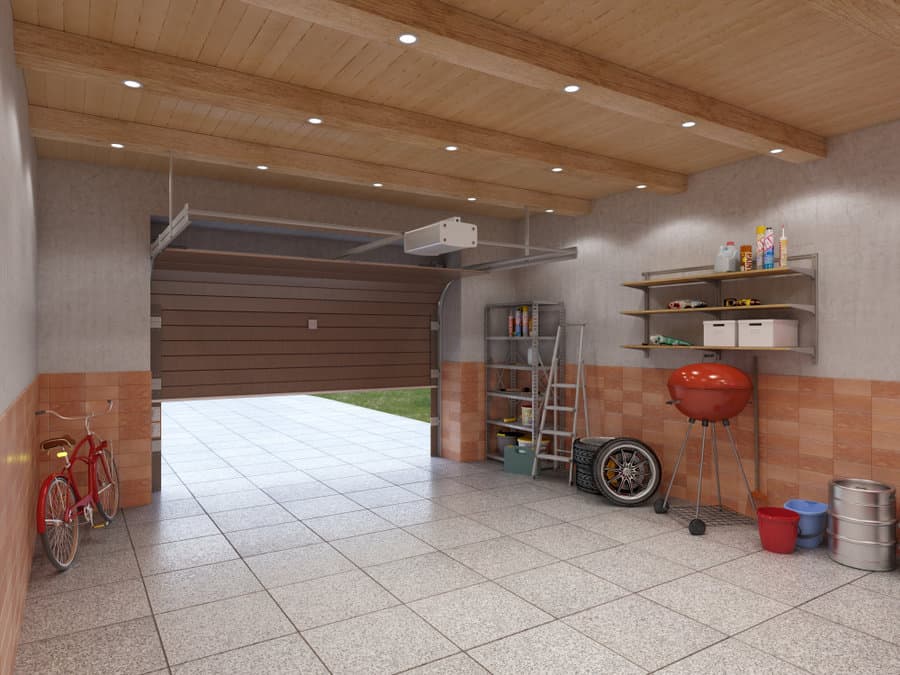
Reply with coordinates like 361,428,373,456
828,478,897,572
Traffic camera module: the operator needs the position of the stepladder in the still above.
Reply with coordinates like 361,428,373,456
531,323,590,484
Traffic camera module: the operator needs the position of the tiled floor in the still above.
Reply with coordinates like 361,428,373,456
16,394,900,674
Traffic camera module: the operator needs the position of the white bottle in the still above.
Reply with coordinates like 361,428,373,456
714,241,740,272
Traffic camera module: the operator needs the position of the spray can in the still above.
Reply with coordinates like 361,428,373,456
514,308,522,336
521,306,530,338
740,244,753,271
763,227,775,269
779,227,788,268
507,312,514,337
755,225,766,269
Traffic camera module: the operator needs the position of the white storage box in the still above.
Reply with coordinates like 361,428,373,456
403,218,477,256
703,320,737,347
738,319,798,347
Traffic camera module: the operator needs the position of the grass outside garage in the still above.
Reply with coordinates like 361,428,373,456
316,387,432,423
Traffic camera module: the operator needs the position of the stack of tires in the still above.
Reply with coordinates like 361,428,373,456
572,437,661,506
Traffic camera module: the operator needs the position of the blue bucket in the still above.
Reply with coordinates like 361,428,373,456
784,499,828,549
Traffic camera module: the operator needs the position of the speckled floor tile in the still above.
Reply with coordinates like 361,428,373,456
209,503,296,532
135,534,238,576
704,524,765,552
803,584,900,645
371,499,457,526
444,536,555,578
128,514,220,547
303,510,394,541
630,529,747,570
403,653,489,674
433,489,525,515
271,569,399,630
656,638,807,674
528,494,619,521
186,477,257,497
225,520,321,557
15,617,166,675
513,522,620,559
156,591,294,665
177,467,243,484
144,559,262,613
706,547,867,604
374,467,434,484
171,635,327,675
409,582,552,649
853,570,900,600
641,572,791,634
346,485,422,508
738,609,900,674
469,620,644,675
245,542,355,588
303,605,457,675
195,489,274,513
251,471,316,488
404,517,502,550
27,547,140,598
331,528,434,566
323,474,395,493
124,497,205,524
233,461,295,477
565,594,725,671
468,505,563,534
304,464,368,480
573,510,682,543
281,494,364,520
497,561,627,618
19,578,151,643
263,481,337,503
404,479,478,498
365,551,485,602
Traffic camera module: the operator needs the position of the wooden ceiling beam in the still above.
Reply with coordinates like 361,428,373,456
805,0,900,49
246,0,828,163
28,106,592,215
13,21,685,194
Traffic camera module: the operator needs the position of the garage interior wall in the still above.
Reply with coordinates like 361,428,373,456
0,2,38,670
505,117,900,514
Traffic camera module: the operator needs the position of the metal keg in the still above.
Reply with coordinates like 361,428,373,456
828,478,897,572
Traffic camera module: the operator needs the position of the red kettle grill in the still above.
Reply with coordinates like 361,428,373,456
653,363,757,535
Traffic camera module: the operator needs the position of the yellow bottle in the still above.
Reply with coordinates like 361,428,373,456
779,227,788,268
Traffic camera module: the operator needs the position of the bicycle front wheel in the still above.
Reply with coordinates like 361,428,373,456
40,477,80,571
95,446,120,523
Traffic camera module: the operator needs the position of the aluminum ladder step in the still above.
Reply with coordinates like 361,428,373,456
552,383,577,389
535,453,572,463
541,428,573,437
546,405,575,412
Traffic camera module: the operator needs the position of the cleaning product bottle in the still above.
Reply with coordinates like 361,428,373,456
507,311,514,337
714,242,739,272
740,244,753,271
755,225,766,269
514,307,522,336
779,227,788,268
521,305,529,338
763,226,775,269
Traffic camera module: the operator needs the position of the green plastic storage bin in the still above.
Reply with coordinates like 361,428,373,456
503,444,535,475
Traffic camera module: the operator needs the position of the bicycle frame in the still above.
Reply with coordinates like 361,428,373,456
35,401,114,534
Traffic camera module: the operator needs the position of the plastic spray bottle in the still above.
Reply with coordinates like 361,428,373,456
763,227,775,269
779,227,788,268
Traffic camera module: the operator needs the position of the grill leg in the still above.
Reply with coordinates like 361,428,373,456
712,423,723,510
695,421,708,520
723,419,757,513
659,419,694,509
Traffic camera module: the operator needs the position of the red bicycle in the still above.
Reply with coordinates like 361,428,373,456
35,400,121,571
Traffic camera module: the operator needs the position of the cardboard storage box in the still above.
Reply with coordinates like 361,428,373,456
738,319,798,347
703,320,738,347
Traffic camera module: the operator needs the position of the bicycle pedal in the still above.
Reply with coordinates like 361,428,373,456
91,522,108,529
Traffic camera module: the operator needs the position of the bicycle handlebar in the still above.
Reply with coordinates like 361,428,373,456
35,399,114,421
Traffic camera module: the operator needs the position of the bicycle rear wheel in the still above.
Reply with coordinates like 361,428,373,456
95,446,120,523
40,477,80,571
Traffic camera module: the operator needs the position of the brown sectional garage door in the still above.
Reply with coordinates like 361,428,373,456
151,249,466,401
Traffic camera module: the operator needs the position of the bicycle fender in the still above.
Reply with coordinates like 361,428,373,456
35,473,65,534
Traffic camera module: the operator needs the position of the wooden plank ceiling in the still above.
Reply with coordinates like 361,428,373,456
12,0,900,219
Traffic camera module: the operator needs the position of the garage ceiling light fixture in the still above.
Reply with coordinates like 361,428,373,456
307,117,323,125
372,182,383,187
398,33,418,44
563,84,580,93
551,167,564,173
110,142,124,149
445,145,458,151
635,184,647,189
256,165,268,170
467,196,477,201
769,148,784,154
681,120,697,128
122,79,142,88
545,209,555,213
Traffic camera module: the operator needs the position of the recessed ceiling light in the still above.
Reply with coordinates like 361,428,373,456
551,167,564,173
256,165,268,170
769,148,784,154
681,120,697,128
445,145,458,152
545,209,555,213
563,84,580,93
467,196,477,202
635,184,648,189
307,117,323,125
110,143,124,149
122,80,142,89
372,182,383,187
398,33,417,44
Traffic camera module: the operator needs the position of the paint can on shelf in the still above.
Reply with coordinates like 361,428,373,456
520,403,533,426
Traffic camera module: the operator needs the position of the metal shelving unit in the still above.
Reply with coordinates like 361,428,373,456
622,253,818,362
484,302,565,462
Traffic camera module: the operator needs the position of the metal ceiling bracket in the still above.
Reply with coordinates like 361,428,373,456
150,203,191,260
463,247,578,272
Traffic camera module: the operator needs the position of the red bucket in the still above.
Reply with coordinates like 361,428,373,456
757,507,800,553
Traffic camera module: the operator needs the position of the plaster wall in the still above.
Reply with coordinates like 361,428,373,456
515,118,900,380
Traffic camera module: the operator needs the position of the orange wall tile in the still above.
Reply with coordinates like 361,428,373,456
0,379,39,675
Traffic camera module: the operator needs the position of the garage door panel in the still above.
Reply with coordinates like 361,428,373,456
161,325,430,341
151,280,438,304
152,294,435,316
164,364,430,387
153,268,446,293
161,352,430,371
159,378,433,400
159,339,430,357
161,311,429,329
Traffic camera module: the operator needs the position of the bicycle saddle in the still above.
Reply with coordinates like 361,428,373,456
41,436,75,452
